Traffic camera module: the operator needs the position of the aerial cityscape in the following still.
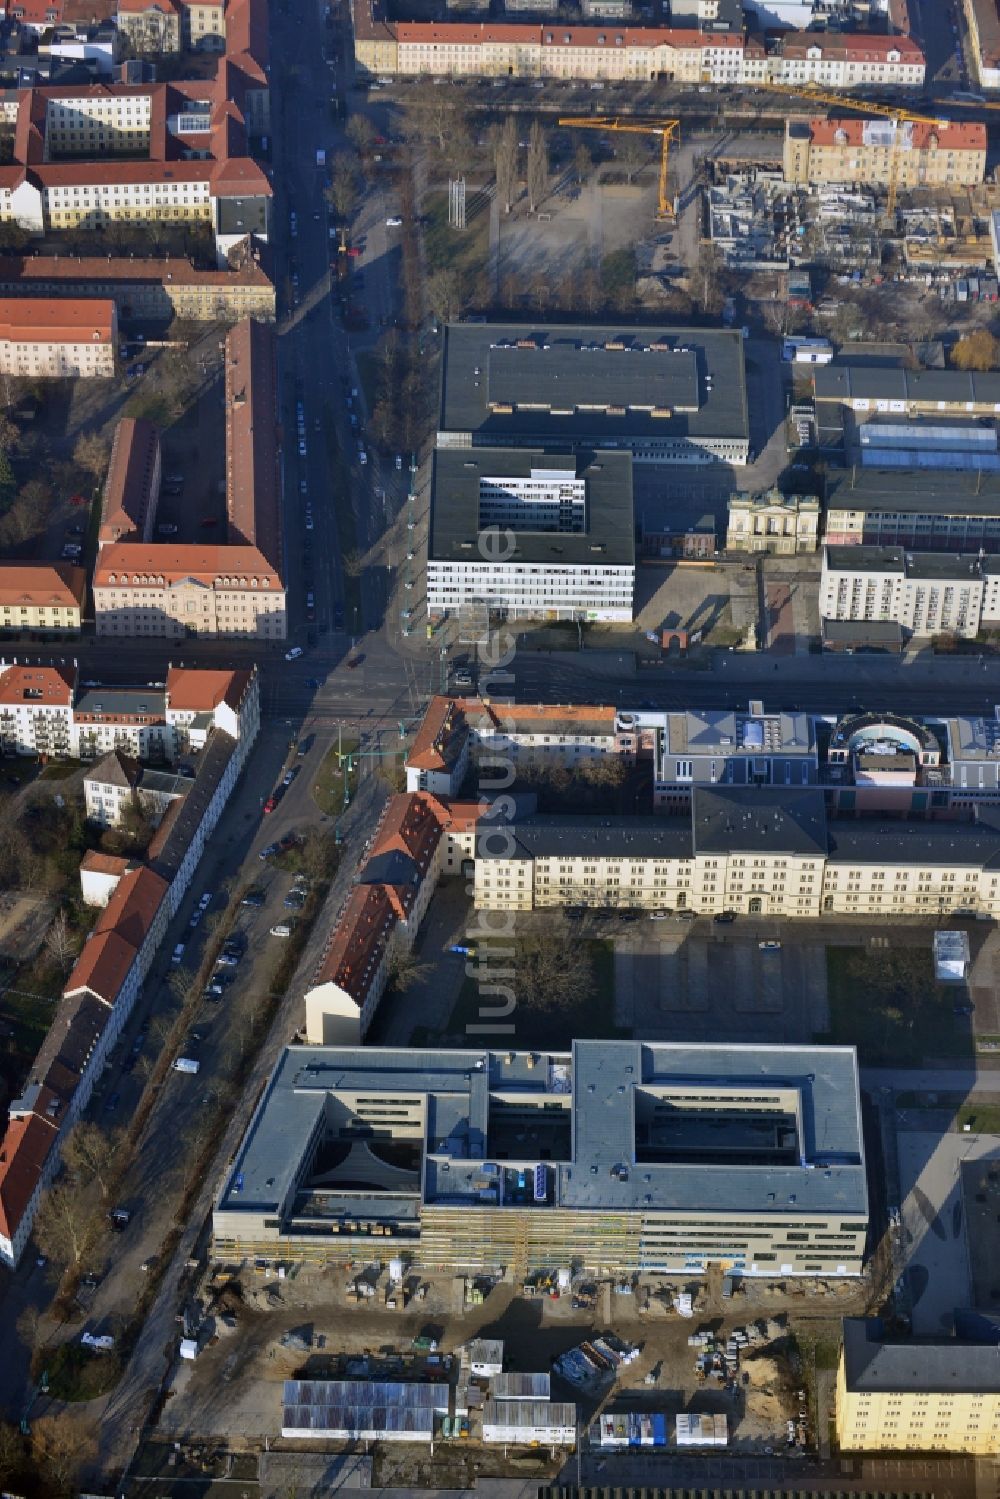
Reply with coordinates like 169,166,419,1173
2,0,1000,1494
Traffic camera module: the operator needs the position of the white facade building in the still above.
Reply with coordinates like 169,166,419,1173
820,546,1000,639
427,449,635,623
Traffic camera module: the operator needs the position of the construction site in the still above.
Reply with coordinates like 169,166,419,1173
144,1253,866,1481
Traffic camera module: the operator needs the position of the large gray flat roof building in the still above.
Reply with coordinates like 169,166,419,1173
427,447,636,623
213,1040,867,1278
437,323,749,467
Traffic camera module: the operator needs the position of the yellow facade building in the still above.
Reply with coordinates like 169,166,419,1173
837,1319,1000,1455
0,564,86,634
783,117,987,190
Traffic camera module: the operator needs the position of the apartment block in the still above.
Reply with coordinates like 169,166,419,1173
99,416,161,547
116,0,183,55
820,545,1000,640
93,318,285,639
964,0,1000,91
0,297,116,377
784,117,986,189
438,323,749,467
93,544,285,639
0,19,270,260
0,664,258,1266
83,749,190,828
304,793,478,1045
0,247,276,322
0,659,259,760
836,1318,1000,1455
213,1041,868,1277
0,563,85,634
427,448,635,622
352,0,924,86
726,488,819,555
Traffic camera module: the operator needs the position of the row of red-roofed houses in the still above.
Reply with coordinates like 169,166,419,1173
0,664,259,1266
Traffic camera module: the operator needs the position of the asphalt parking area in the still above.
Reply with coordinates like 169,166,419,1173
614,927,828,1042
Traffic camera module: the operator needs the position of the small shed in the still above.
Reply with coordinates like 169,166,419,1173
482,1400,576,1445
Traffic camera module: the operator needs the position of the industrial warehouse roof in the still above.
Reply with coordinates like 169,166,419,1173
825,467,1000,518
282,1379,449,1439
842,1318,1000,1393
438,323,748,445
814,363,1000,407
429,447,635,569
216,1040,866,1226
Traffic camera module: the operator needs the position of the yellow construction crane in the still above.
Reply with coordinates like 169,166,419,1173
754,80,952,221
559,115,681,218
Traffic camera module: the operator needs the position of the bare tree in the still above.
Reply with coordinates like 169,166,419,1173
618,134,646,184
0,1421,24,1489
33,1181,91,1270
326,151,358,224
695,241,723,315
574,142,592,187
346,113,375,155
72,430,110,482
0,413,17,453
61,1121,124,1203
43,910,76,976
526,120,547,215
426,266,463,325
387,934,433,993
494,116,519,215
514,915,596,1010
31,1413,97,1497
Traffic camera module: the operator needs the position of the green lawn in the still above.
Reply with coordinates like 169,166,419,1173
821,945,974,1066
312,735,360,819
423,189,492,305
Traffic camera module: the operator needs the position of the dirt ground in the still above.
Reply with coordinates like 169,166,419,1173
155,1260,864,1464
0,891,55,967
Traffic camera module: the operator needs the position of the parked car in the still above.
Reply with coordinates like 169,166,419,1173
242,886,266,905
270,923,294,938
171,943,185,965
285,646,303,661
714,911,737,924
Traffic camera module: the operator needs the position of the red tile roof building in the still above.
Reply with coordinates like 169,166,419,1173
0,296,116,377
0,3,271,255
225,317,280,571
0,247,275,323
0,664,258,1267
93,319,284,639
783,116,987,189
99,416,161,547
351,0,924,86
304,792,480,1045
0,563,86,632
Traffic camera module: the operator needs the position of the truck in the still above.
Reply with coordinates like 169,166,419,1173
172,1057,200,1075
316,148,326,168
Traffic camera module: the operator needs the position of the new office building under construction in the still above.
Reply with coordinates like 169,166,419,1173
213,1041,868,1278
